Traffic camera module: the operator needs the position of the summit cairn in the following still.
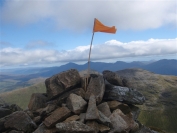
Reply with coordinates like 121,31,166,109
0,69,158,133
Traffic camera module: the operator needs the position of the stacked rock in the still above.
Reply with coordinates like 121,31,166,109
0,69,158,133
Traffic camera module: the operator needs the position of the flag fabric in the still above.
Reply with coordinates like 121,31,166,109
93,18,117,34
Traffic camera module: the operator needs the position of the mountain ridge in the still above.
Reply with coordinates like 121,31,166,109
1,59,177,77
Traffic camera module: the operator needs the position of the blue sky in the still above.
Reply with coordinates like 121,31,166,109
0,0,177,68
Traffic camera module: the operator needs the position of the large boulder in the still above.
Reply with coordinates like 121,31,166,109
66,93,87,114
4,111,37,132
103,70,126,86
56,121,95,133
45,69,81,99
109,109,129,132
28,93,47,111
0,107,12,119
85,75,105,104
104,84,145,105
0,103,22,119
44,107,71,128
48,88,85,106
110,109,139,133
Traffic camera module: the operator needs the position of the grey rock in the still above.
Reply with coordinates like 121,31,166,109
66,93,87,114
45,69,80,99
134,123,159,133
85,75,105,104
4,111,37,132
8,130,24,133
44,107,71,128
56,121,95,133
98,124,110,133
103,70,126,86
48,88,86,106
0,103,22,119
104,84,145,105
79,113,86,123
8,104,22,112
97,102,111,117
107,100,122,111
109,109,129,132
33,123,57,133
109,109,139,133
35,103,57,116
129,105,140,120
0,108,12,119
98,111,111,127
25,110,34,119
0,116,6,132
28,93,47,111
107,100,132,115
86,94,99,120
86,121,99,133
33,116,42,125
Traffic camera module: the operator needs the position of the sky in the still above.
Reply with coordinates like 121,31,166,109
0,0,177,69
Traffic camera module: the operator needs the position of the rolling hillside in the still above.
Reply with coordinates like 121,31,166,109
0,82,46,109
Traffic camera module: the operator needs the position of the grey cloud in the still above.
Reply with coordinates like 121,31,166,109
0,38,176,67
0,0,176,30
26,40,55,49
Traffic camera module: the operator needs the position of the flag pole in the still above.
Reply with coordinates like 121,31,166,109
88,31,95,76
85,19,95,90
87,19,95,77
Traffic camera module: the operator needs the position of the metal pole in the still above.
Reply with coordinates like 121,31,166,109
84,18,95,90
88,31,95,77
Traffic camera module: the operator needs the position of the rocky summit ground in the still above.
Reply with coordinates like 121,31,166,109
0,69,161,133
113,68,177,110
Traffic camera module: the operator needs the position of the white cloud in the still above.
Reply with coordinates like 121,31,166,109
0,38,176,67
0,0,176,30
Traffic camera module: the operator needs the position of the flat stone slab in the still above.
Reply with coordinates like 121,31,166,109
97,102,111,118
45,69,80,99
4,111,37,133
85,75,105,104
104,84,145,105
44,107,71,128
86,94,99,120
66,93,87,114
56,121,95,133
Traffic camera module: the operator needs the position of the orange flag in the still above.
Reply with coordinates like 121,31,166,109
93,18,117,34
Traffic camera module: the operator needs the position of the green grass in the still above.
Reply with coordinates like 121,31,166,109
0,82,46,109
138,108,177,133
0,79,19,90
